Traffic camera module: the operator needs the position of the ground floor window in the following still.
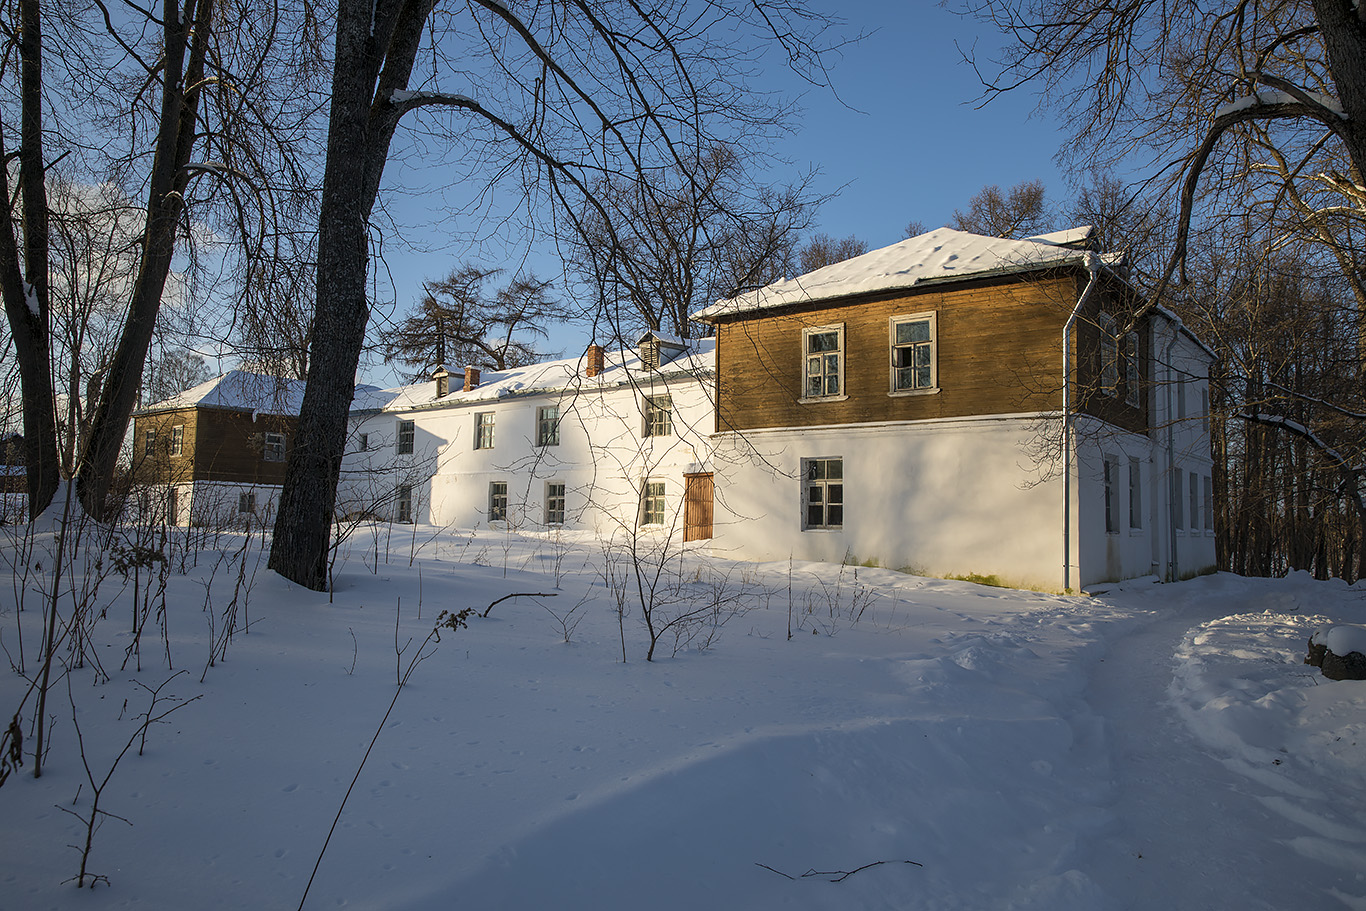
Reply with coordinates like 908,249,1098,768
640,480,666,526
1104,456,1119,534
803,457,843,529
238,492,256,514
396,484,413,524
1203,475,1214,532
546,482,565,525
1128,457,1142,530
489,481,508,521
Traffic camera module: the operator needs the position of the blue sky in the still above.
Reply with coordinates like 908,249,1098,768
363,4,1074,386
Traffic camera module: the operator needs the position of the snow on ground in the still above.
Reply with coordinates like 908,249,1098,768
0,522,1363,910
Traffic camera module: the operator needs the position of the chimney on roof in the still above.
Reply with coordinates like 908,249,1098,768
463,366,480,392
433,365,450,398
585,344,604,378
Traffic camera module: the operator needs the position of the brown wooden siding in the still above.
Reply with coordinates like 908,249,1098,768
132,408,297,485
711,269,1147,435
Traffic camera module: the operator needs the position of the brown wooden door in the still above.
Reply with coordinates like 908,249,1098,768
683,472,713,542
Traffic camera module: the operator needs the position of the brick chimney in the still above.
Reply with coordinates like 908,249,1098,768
463,366,480,392
585,344,604,378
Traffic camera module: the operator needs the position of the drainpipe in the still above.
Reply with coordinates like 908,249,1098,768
1062,252,1104,593
1164,317,1182,582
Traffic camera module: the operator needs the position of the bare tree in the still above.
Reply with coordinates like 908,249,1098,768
569,142,815,340
269,0,841,589
0,0,321,518
798,233,868,272
961,0,1366,299
380,265,556,378
949,179,1051,238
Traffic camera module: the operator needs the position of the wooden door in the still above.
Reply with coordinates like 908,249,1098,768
683,472,713,542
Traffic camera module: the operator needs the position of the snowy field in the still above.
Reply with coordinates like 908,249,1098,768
1,515,1364,910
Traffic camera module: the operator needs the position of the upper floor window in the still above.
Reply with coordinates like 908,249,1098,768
475,412,495,450
358,433,369,452
802,325,844,400
263,432,286,462
1098,312,1120,396
537,405,560,447
643,395,673,437
890,313,936,393
144,429,157,457
803,457,843,529
396,419,415,454
170,424,185,457
1124,332,1140,407
639,480,666,526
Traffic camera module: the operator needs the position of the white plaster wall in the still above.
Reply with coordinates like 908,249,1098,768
1074,419,1162,585
340,369,716,541
1148,316,1218,579
707,416,1071,590
135,481,278,529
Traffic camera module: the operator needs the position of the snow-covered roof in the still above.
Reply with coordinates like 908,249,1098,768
352,340,715,415
693,226,1109,321
140,371,310,417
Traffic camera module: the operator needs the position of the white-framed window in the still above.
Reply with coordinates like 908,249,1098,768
639,480,666,527
263,432,286,462
474,412,495,450
802,457,844,529
489,481,508,521
396,419,415,454
643,395,673,437
358,433,369,452
1203,475,1214,532
545,482,566,525
1177,377,1188,420
536,405,560,447
238,492,255,514
170,424,185,457
1201,386,1210,434
1124,332,1140,407
1128,457,1143,530
802,325,844,400
890,312,937,393
396,483,413,524
1173,470,1184,531
1103,456,1119,534
144,429,157,457
1189,471,1200,531
1098,312,1119,396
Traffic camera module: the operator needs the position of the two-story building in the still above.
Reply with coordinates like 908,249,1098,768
131,371,307,526
692,226,1216,590
339,333,717,541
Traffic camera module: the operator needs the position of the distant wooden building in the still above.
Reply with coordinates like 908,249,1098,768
131,372,306,526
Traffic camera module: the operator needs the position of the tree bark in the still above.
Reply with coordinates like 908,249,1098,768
268,0,436,589
0,0,60,519
75,0,213,519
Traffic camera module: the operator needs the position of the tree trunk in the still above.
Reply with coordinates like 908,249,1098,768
268,0,435,589
76,0,212,519
0,0,60,519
